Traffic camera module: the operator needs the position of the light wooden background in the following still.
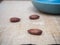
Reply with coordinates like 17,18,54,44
0,1,60,45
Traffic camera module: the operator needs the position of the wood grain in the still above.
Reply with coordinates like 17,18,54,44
0,1,60,45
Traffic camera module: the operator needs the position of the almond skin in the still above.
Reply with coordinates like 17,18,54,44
29,15,40,20
10,17,20,23
28,29,42,35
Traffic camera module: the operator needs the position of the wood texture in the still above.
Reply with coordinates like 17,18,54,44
0,1,60,45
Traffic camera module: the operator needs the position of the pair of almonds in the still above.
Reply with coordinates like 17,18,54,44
10,15,40,23
10,15,42,35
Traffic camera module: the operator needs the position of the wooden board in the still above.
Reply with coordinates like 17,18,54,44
0,1,60,45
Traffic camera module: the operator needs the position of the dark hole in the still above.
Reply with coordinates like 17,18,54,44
21,44,35,45
0,0,3,3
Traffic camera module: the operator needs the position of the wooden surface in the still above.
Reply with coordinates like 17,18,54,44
0,1,60,45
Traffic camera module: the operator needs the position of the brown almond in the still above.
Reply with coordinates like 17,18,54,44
28,29,42,35
29,15,40,20
10,17,20,23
